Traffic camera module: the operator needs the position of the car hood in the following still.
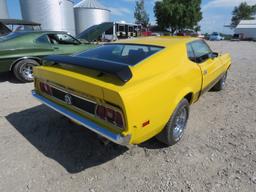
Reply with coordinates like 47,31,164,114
76,22,113,42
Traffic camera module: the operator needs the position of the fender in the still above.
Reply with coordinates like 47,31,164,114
160,87,195,131
168,87,194,120
132,87,195,144
9,56,42,71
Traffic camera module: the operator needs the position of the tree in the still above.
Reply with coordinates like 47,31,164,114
134,0,150,27
230,2,256,28
154,0,202,33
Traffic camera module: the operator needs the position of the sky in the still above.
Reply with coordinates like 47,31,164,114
6,0,256,34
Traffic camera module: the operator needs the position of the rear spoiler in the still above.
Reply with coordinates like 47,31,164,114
44,55,132,82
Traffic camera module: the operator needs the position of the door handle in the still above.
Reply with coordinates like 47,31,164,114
53,47,59,50
203,70,208,75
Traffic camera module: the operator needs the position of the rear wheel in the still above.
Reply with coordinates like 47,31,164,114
211,72,227,91
13,59,40,82
156,99,189,146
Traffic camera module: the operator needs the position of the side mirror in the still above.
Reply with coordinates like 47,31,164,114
209,52,218,59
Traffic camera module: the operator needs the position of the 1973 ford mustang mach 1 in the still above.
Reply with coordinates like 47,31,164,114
32,37,231,146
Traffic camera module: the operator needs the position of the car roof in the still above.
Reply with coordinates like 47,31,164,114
0,19,41,26
114,36,199,48
0,31,70,42
14,31,69,35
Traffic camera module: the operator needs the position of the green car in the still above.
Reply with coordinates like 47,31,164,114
0,22,113,82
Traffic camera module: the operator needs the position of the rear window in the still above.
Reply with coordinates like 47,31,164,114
76,44,164,66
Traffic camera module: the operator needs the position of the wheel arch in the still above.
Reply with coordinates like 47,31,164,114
9,56,42,71
162,88,195,131
174,88,195,106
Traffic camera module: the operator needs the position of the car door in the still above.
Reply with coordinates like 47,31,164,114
34,34,55,56
190,40,223,91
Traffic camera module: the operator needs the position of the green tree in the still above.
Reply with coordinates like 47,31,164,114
231,2,256,28
134,0,150,27
154,0,202,33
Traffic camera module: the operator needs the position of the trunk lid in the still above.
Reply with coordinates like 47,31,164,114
33,63,127,106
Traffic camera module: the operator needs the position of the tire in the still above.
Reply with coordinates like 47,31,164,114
156,99,190,146
13,59,40,82
211,72,227,91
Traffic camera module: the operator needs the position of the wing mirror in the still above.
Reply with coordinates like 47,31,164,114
209,52,218,59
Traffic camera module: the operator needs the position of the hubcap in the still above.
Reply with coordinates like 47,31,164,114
22,63,34,80
221,73,227,87
173,107,188,139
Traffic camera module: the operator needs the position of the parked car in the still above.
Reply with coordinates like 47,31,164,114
32,37,231,146
197,32,205,39
0,22,113,82
176,29,197,37
209,32,224,41
0,19,41,36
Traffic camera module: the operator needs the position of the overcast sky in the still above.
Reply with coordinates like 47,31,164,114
7,0,256,34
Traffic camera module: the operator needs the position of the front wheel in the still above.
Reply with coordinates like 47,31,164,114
211,72,227,91
13,59,40,82
156,99,190,146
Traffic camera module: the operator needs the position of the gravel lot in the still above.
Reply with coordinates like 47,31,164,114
0,41,255,192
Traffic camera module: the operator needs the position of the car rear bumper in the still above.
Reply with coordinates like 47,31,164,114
32,90,131,146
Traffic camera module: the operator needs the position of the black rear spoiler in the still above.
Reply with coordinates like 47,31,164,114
44,55,132,82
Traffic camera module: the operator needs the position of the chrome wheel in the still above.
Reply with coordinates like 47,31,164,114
221,73,227,87
156,99,189,146
21,63,34,80
173,107,188,139
13,59,40,82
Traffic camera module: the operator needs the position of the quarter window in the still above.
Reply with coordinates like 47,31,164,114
36,35,50,44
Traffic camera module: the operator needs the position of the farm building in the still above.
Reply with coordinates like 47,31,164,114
235,20,256,40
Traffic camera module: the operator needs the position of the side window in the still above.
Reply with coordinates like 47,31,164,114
36,35,50,44
190,40,212,63
48,34,80,45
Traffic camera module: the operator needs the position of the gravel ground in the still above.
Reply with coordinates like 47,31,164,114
0,41,255,192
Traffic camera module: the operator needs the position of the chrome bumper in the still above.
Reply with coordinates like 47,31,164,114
32,91,130,146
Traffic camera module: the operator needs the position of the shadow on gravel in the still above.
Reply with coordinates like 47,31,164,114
0,72,24,84
139,138,167,149
6,105,128,173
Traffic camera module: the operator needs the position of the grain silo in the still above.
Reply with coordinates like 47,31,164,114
20,0,76,35
0,0,9,19
74,0,111,34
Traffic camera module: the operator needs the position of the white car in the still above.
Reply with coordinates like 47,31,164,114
209,32,224,41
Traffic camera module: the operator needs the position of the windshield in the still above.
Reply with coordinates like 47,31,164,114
76,44,164,66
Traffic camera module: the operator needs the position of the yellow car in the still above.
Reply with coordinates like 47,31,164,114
32,37,231,146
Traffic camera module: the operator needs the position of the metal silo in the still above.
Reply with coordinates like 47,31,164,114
74,0,111,35
20,0,76,35
0,0,9,19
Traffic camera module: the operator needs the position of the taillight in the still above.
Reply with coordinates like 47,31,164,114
106,108,115,121
96,105,105,119
115,111,124,128
95,105,124,129
39,82,52,95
